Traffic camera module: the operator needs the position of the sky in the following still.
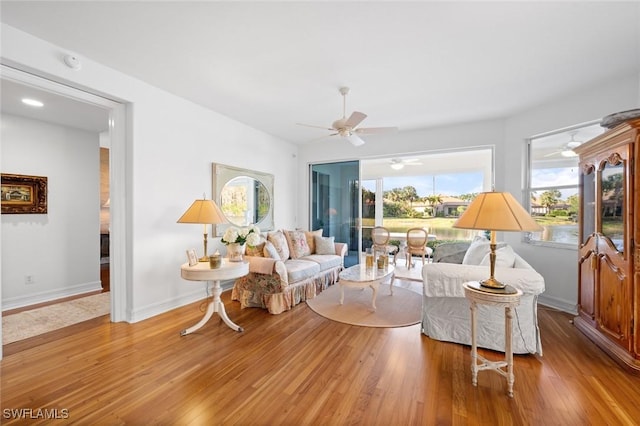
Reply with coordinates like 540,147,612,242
362,172,485,197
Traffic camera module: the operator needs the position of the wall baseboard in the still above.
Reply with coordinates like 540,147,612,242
129,279,236,323
538,294,578,315
2,281,103,311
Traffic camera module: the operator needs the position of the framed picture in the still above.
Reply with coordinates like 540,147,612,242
1,173,48,214
186,248,198,266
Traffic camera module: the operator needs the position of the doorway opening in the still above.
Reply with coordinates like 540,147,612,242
0,65,127,358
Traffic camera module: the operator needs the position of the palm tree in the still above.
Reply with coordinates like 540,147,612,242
424,194,443,217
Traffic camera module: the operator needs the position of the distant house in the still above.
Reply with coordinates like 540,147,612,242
530,196,570,216
530,200,546,215
435,196,469,217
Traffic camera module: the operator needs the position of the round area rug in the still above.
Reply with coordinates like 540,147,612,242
306,284,422,328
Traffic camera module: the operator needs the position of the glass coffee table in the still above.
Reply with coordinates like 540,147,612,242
338,264,395,310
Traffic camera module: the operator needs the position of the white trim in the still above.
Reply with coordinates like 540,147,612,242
0,65,130,325
538,294,578,315
2,282,103,311
129,281,235,323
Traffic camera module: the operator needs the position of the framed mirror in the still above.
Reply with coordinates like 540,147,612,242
212,163,274,236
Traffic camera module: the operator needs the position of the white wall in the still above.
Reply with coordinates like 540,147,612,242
1,114,101,307
0,24,299,328
504,73,640,313
298,73,640,314
298,119,505,233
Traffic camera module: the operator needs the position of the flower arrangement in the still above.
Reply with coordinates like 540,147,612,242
221,225,261,247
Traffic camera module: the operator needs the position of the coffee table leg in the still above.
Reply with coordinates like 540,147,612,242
340,284,345,305
389,272,395,295
370,283,378,310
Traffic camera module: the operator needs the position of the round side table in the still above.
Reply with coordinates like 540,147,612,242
180,259,249,335
463,281,522,397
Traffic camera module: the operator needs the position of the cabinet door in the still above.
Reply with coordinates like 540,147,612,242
578,236,597,321
596,157,632,350
578,163,597,322
596,246,631,350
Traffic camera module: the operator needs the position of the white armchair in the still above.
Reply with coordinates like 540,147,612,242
421,241,545,355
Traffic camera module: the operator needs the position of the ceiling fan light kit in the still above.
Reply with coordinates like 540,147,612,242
297,86,398,146
544,131,583,158
389,158,422,170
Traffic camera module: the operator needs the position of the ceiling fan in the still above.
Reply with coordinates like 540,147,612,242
296,87,398,146
544,131,582,158
390,158,422,170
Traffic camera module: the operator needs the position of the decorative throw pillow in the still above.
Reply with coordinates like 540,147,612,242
267,230,290,261
305,229,323,254
246,241,266,257
480,245,516,268
314,236,335,255
462,236,490,265
284,230,311,259
263,240,280,259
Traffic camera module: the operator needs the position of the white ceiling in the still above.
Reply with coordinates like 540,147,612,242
1,1,639,143
0,78,110,133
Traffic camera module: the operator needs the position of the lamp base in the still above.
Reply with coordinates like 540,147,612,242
470,281,518,295
198,255,209,262
480,277,506,289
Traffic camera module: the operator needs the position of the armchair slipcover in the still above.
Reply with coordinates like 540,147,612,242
421,241,545,354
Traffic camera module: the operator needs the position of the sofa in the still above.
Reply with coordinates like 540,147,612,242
421,238,545,354
231,229,347,314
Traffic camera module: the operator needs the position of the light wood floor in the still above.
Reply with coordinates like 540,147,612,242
2,281,640,425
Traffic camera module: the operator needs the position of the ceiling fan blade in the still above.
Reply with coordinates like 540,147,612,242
543,150,562,157
344,111,367,128
355,126,398,135
296,122,335,131
307,132,339,143
345,133,366,147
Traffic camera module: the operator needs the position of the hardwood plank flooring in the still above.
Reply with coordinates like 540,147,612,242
2,281,640,425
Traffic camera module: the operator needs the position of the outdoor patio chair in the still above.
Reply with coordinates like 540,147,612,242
371,226,398,260
405,227,432,268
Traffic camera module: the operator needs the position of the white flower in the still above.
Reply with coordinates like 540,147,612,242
222,227,239,244
246,232,261,247
238,227,249,238
221,224,261,246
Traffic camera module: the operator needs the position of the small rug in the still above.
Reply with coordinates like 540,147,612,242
2,292,110,345
306,284,422,328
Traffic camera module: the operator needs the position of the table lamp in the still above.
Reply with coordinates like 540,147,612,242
177,198,227,262
453,191,542,291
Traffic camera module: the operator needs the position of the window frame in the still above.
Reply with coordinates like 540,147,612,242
523,120,602,250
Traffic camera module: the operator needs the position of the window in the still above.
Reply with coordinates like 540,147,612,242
360,148,493,247
525,122,604,247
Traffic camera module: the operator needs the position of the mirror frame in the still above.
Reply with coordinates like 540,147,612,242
212,163,274,236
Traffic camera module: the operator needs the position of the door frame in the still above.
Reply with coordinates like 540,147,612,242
0,66,129,359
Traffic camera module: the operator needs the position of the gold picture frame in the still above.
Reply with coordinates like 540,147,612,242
1,173,48,214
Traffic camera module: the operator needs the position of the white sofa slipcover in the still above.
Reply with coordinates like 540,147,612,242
421,244,545,355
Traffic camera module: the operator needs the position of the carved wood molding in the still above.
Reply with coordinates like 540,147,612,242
581,163,595,175
605,152,624,166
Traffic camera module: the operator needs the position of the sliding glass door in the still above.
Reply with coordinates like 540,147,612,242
310,161,360,267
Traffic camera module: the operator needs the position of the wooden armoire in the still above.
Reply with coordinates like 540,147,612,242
573,116,640,374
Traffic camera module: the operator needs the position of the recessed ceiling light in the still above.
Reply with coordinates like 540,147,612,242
22,98,44,107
